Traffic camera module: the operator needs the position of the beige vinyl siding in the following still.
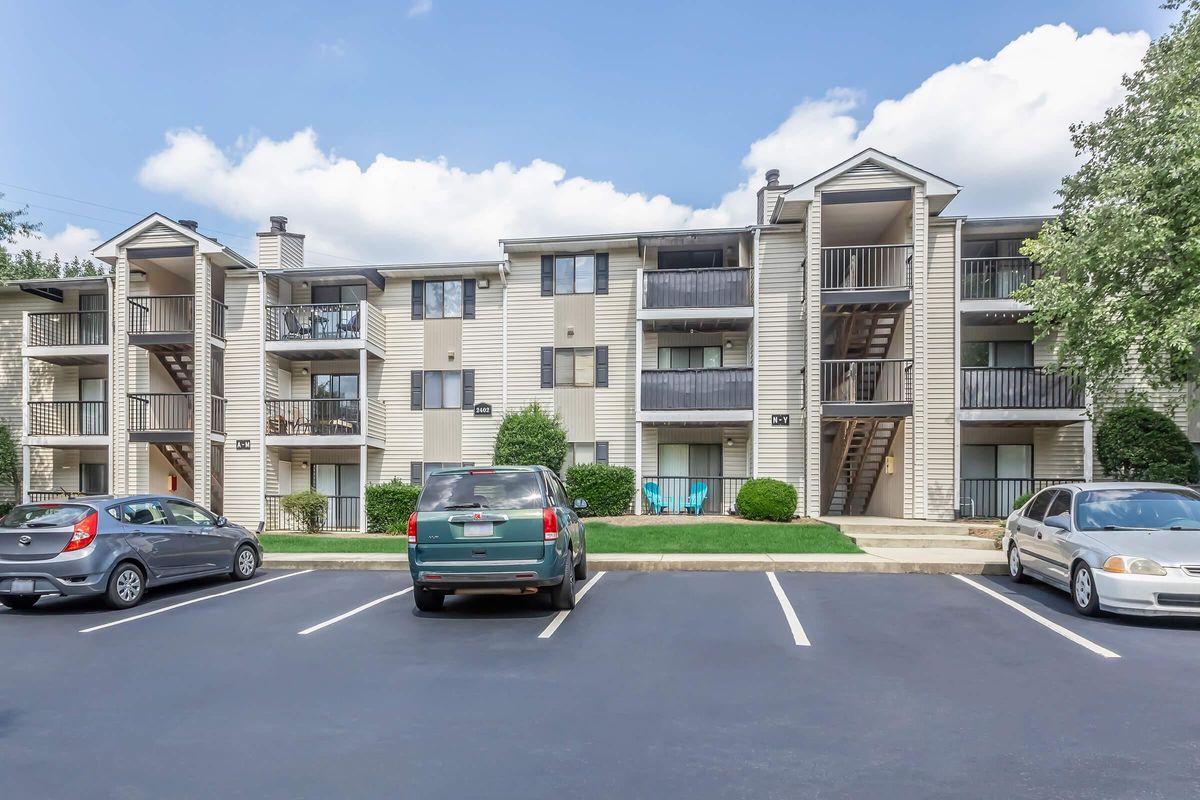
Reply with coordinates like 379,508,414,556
1034,424,1086,478
423,409,462,461
191,250,210,506
905,186,926,518
555,387,594,441
644,331,749,368
924,221,957,519
820,161,916,192
372,280,421,483
126,222,194,249
1090,351,1188,478
0,291,54,497
803,199,823,515
256,232,305,271
593,248,637,466
423,318,461,369
554,294,595,347
462,279,504,464
505,254,555,413
865,421,906,517
222,273,263,529
641,425,750,477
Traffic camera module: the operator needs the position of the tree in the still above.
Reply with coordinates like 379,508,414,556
1017,1,1200,405
1095,403,1200,483
0,419,22,502
0,192,107,280
492,402,569,472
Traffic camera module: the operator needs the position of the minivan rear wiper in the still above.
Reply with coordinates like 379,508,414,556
444,503,483,510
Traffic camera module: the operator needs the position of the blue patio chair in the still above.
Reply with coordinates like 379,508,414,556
643,482,668,514
683,482,709,515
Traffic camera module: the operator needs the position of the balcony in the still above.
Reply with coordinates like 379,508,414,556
264,398,368,445
960,367,1085,422
25,311,108,364
27,401,108,445
127,295,194,349
637,268,753,332
127,393,193,441
642,475,749,515
265,494,361,532
210,396,226,435
639,368,753,422
264,302,386,360
960,257,1037,321
960,477,1081,518
211,299,227,341
821,358,913,418
821,245,913,308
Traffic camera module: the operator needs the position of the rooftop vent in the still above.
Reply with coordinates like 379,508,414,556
765,169,781,187
269,215,288,233
178,219,199,231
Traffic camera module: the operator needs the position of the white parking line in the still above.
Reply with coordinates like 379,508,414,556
298,587,414,635
79,570,314,634
766,572,811,647
538,571,607,639
951,575,1120,659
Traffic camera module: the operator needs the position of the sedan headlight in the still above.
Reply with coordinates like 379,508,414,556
1103,555,1167,576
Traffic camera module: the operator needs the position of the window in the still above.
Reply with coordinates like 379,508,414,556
960,341,1033,368
2,504,92,527
658,249,723,270
417,470,545,511
962,239,1024,259
312,374,359,399
1024,490,1055,521
424,280,463,319
565,443,595,470
413,462,474,483
658,346,722,370
962,342,990,368
119,500,170,525
1075,487,1200,531
1044,490,1072,522
164,499,215,527
81,463,107,495
555,348,594,387
554,254,595,294
424,371,463,409
312,284,367,304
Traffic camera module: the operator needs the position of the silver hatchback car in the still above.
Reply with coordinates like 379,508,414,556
0,495,262,610
1003,482,1200,617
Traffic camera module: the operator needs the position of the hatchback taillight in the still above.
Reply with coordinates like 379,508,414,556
63,511,98,552
543,507,559,541
407,512,417,544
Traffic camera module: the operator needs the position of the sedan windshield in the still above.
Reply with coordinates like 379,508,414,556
2,503,92,528
1075,489,1200,531
417,471,545,511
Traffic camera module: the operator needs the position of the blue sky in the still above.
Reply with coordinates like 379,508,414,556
0,0,1172,263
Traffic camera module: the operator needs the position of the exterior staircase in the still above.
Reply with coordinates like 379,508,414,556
154,442,194,488
824,418,901,516
153,350,194,392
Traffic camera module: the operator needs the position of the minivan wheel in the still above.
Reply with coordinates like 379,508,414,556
231,545,258,581
1,595,39,610
413,585,445,612
1072,563,1101,617
105,563,145,610
574,546,588,582
1008,544,1029,583
549,554,576,611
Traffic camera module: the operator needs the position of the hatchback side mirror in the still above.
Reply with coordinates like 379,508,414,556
573,498,588,510
1043,513,1071,531
215,515,228,528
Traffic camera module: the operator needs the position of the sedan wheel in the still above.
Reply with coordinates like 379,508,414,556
1072,563,1101,617
105,564,145,610
1008,545,1028,583
232,545,258,581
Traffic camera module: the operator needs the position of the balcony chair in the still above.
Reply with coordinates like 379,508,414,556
283,309,312,339
337,311,360,337
643,482,668,514
683,483,709,515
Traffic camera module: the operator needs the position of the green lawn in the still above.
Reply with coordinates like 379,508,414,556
260,520,860,555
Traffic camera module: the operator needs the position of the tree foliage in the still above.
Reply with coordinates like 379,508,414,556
0,193,107,280
1095,403,1200,484
0,420,20,502
492,402,569,472
564,463,635,517
1017,1,1200,404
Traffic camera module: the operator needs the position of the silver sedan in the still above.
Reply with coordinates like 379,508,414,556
1002,482,1200,617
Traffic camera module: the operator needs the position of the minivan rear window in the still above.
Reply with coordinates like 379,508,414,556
2,504,91,528
418,471,545,511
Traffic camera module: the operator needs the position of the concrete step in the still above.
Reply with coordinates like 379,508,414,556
848,532,996,550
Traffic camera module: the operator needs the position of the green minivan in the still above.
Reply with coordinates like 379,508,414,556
407,466,588,612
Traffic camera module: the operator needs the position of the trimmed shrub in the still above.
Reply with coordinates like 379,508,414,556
565,463,635,517
1096,404,1199,484
736,478,798,522
492,402,569,473
281,489,327,534
366,480,422,534
1012,492,1034,512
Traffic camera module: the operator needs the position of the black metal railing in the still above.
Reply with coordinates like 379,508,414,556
640,368,753,411
959,477,1082,518
265,304,362,341
641,476,749,515
27,490,91,502
28,401,108,436
961,367,1084,409
821,359,913,404
210,397,226,434
127,295,195,335
265,494,360,532
28,311,108,347
265,399,361,436
961,257,1037,300
822,245,913,291
128,393,194,432
211,300,227,340
643,268,752,309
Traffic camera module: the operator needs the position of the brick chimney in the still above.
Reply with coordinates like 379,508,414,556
256,215,305,269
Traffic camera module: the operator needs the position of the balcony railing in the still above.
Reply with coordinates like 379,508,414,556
265,494,360,532
128,393,194,432
211,299,227,340
642,476,749,515
821,359,914,404
960,477,1082,518
642,268,752,309
28,489,109,501
265,399,361,436
29,401,108,436
821,245,913,291
266,303,362,341
28,311,108,347
961,257,1036,300
961,367,1084,409
128,295,194,335
640,368,753,411
210,396,226,434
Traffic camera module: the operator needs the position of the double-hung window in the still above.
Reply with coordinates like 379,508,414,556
424,280,463,319
555,348,594,387
555,255,595,295
424,371,463,409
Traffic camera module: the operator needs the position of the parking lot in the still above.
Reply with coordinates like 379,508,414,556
5,568,1200,799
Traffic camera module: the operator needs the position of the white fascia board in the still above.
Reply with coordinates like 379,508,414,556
959,409,1087,424
636,410,754,424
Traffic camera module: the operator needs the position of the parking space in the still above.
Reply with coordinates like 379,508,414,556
4,569,1200,799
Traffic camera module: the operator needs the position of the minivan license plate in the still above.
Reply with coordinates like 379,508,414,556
463,522,493,538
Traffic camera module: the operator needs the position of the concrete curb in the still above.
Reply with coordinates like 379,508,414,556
263,552,1007,575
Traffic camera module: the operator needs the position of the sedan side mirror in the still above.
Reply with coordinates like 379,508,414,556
1043,513,1071,531
215,515,228,528
573,498,588,510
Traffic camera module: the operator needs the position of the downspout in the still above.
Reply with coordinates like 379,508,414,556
258,272,267,528
751,226,761,479
953,218,962,517
500,259,509,415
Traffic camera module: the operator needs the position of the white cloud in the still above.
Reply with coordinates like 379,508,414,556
407,0,432,18
317,38,347,59
136,23,1150,263
8,224,103,263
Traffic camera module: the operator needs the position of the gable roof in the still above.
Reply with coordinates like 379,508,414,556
91,212,254,268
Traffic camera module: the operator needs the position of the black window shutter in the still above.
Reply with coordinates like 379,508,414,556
462,369,475,409
596,253,609,295
463,279,476,319
596,441,609,464
541,255,554,296
595,346,609,388
410,370,423,410
411,280,424,320
540,347,554,388
410,462,422,484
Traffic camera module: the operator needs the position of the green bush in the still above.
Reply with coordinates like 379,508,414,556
736,478,798,522
366,481,422,534
492,402,569,473
1012,492,1034,512
565,463,635,517
280,489,327,534
1096,404,1199,484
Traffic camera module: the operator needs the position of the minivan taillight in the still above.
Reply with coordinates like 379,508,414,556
543,507,559,541
63,511,98,552
407,512,417,544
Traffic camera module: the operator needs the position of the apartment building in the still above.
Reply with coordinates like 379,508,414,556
4,148,1196,530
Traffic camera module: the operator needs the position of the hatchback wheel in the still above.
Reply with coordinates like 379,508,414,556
549,552,576,611
1,595,39,610
231,545,258,581
413,585,445,612
1072,563,1101,617
1008,544,1028,583
105,563,145,610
